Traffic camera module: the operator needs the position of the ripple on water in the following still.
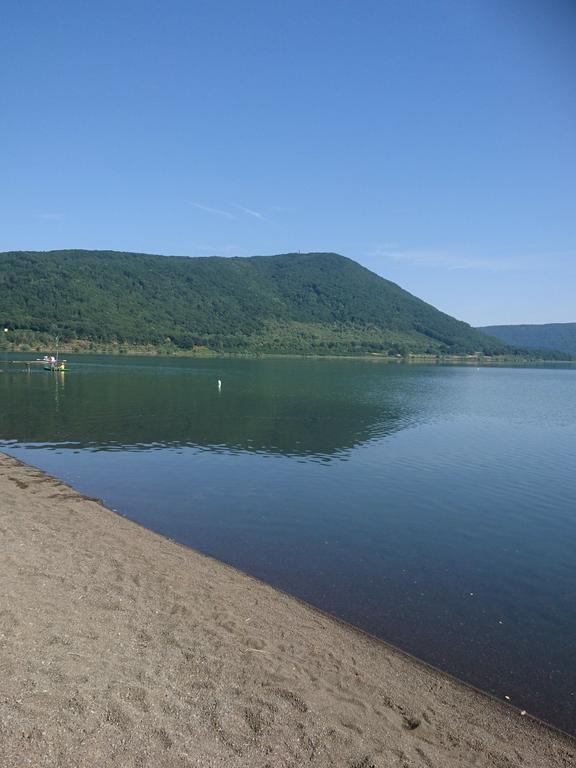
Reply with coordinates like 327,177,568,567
1,358,576,731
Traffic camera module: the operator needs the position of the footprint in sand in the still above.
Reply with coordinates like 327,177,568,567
105,703,133,732
271,687,308,713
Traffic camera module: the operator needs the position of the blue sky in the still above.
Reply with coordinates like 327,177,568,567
2,0,574,325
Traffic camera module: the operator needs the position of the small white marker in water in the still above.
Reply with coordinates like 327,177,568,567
217,379,222,391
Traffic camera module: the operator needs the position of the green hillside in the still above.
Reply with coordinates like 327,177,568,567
479,323,576,357
1,249,511,356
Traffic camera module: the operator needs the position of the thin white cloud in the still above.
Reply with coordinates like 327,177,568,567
370,245,519,272
189,202,236,220
231,203,268,221
34,212,64,221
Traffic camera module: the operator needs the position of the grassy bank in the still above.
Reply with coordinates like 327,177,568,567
1,338,572,365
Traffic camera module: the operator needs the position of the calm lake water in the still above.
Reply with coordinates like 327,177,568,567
1,355,575,733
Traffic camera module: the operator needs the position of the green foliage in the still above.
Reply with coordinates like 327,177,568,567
1,249,513,356
479,323,576,358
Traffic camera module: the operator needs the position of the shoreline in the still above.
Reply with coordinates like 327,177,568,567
2,347,573,366
1,452,574,767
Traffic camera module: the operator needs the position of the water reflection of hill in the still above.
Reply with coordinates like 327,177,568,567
0,357,417,457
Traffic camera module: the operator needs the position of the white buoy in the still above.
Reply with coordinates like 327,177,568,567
217,379,222,391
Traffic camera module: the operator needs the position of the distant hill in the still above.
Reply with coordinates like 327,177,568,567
478,323,576,357
0,249,515,356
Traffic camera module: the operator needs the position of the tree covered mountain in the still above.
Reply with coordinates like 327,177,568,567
1,249,513,355
479,323,576,357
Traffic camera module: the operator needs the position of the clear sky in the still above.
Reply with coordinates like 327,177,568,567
2,0,575,325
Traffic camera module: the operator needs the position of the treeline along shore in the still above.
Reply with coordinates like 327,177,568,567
1,249,570,360
0,452,574,767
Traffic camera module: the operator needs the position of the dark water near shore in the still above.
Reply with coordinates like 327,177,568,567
1,354,575,733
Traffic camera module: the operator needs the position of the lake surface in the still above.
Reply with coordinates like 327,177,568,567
1,355,575,733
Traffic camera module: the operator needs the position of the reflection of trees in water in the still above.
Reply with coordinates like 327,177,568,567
0,362,419,457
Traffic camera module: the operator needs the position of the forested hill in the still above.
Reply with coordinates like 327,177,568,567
479,323,576,357
1,249,511,356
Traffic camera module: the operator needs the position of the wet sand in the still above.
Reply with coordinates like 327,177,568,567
0,452,573,767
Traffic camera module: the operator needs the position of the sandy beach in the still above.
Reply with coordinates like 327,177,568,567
0,452,573,767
